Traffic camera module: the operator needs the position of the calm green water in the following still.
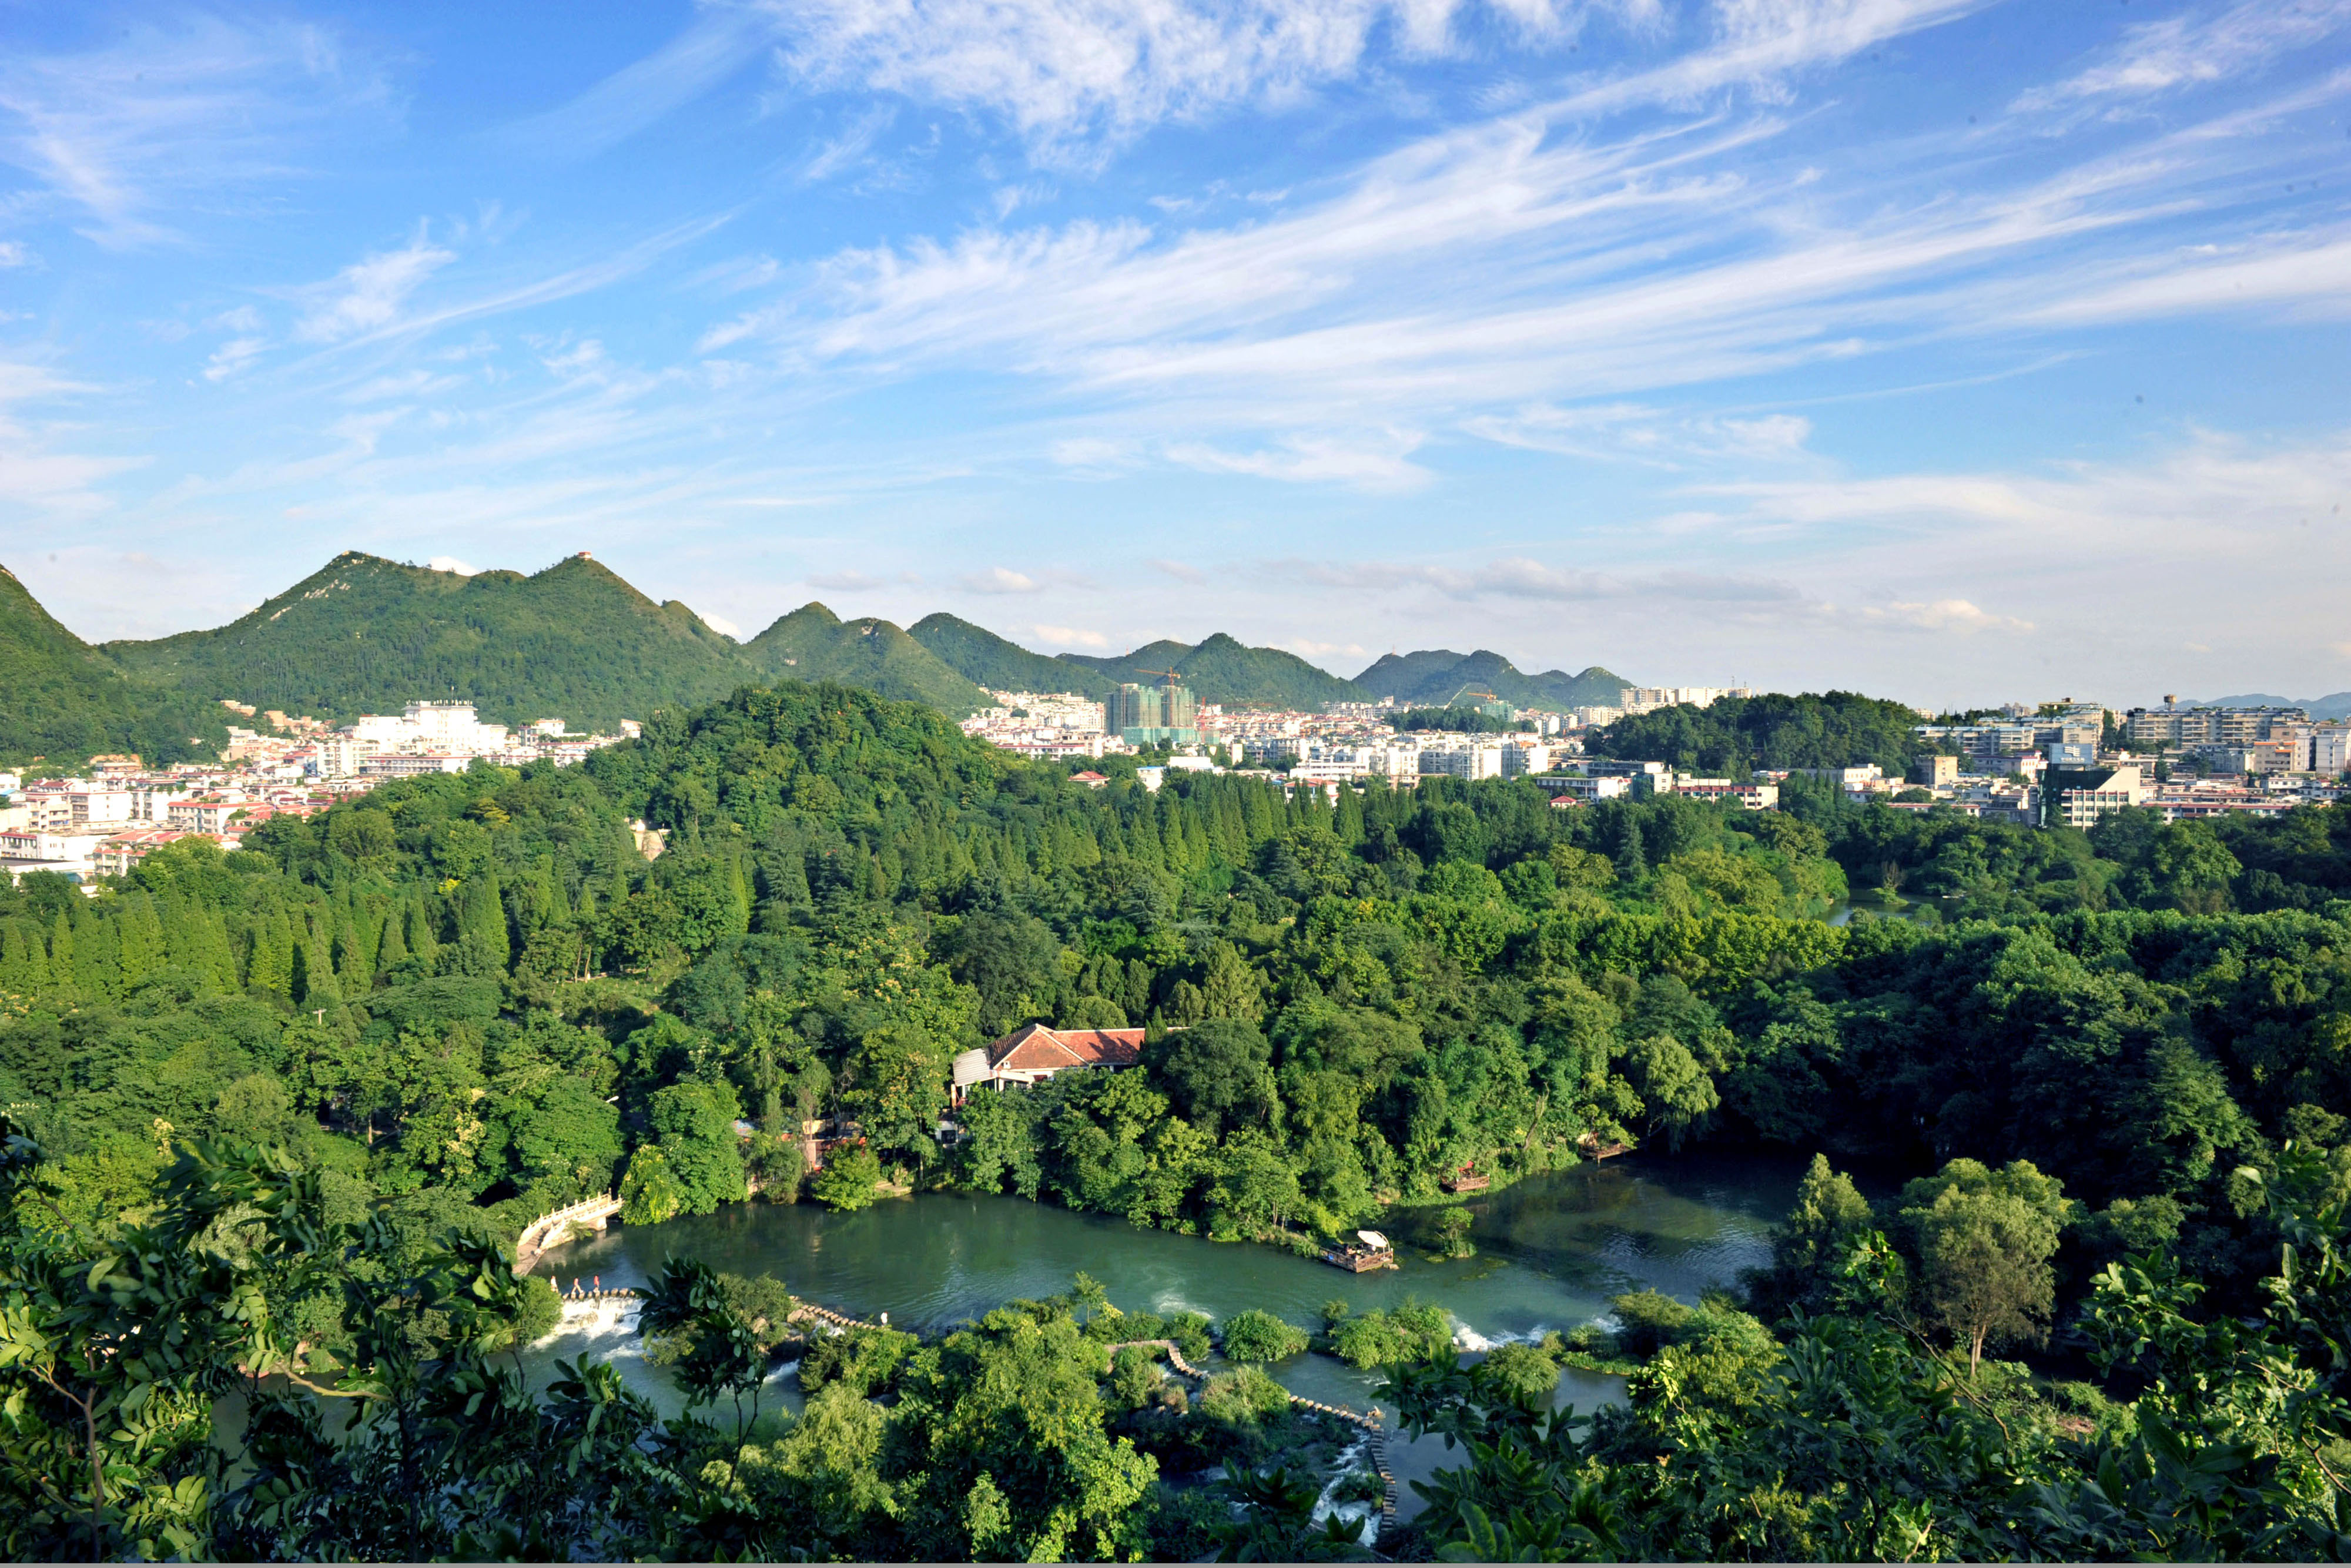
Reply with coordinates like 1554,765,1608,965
526,1150,1806,1515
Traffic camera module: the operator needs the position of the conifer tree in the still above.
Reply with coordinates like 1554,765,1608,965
75,910,121,1002
405,888,440,971
375,899,407,971
116,891,166,990
249,909,294,998
46,911,74,996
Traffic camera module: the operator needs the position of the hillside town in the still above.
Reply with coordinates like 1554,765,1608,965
0,700,632,883
8,682,2346,890
963,684,2351,827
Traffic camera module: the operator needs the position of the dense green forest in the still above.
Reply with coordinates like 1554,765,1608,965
1595,689,1939,775
6,676,2351,1557
1391,705,1524,733
0,565,229,768
1354,646,1632,710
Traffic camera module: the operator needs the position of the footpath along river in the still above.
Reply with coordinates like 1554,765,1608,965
525,1149,1807,1517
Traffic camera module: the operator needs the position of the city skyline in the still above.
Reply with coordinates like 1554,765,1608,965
4,1,2348,708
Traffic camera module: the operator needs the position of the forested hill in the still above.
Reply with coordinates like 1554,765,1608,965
12,672,2351,1554
0,561,227,768
741,604,994,717
1353,646,1632,710
1060,632,1365,709
1593,690,1933,774
906,612,1118,698
104,552,751,732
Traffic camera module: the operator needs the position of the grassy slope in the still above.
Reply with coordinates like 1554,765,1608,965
742,604,994,717
106,552,753,732
0,562,227,766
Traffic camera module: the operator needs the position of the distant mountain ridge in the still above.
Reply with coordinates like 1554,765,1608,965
905,614,1119,699
1056,633,1365,709
2188,692,2351,722
1354,647,1632,710
105,552,752,732
12,552,1643,759
744,604,993,716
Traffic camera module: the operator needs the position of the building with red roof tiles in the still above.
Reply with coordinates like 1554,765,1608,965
950,1022,1146,1102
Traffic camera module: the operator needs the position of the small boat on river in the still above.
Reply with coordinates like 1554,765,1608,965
1322,1229,1398,1272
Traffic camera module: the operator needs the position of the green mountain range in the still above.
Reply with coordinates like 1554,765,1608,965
1354,647,1631,710
3,551,1638,769
906,614,1119,698
744,604,993,715
104,552,752,733
0,565,229,768
1058,633,1367,709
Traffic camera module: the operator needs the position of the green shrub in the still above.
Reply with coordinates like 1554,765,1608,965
746,1134,803,1202
798,1324,917,1398
716,1271,796,1347
809,1144,883,1211
1324,1301,1454,1369
1219,1309,1309,1363
1108,1343,1165,1410
1607,1289,1696,1357
1198,1366,1292,1425
1471,1340,1560,1412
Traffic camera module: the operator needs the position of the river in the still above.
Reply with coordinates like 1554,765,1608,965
525,1149,1806,1517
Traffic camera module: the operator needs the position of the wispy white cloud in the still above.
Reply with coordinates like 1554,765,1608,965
0,241,29,268
425,555,480,575
0,16,391,247
1857,598,2031,634
497,7,781,159
1467,400,1814,464
959,565,1043,592
760,0,1600,162
2014,0,2351,114
1274,553,1806,604
699,52,2338,483
0,357,143,520
1033,622,1108,647
1166,430,1430,490
2025,233,2351,326
809,569,887,590
295,230,459,343
203,337,269,384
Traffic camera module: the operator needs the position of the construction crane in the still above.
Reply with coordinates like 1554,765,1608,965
1134,667,1183,689
1444,685,1503,708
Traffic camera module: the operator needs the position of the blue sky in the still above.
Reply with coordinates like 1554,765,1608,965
3,0,2347,708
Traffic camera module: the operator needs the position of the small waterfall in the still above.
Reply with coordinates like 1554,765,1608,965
1308,1435,1378,1547
535,1294,642,1349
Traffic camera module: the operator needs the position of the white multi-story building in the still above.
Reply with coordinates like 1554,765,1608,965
1419,745,1506,781
0,827,117,881
2309,723,2351,776
2053,764,2146,829
1501,742,1553,777
21,785,135,832
1621,686,1752,714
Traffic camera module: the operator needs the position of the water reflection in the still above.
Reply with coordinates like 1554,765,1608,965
523,1149,1806,1512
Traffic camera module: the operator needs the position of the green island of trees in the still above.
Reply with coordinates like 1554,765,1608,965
4,675,2351,1556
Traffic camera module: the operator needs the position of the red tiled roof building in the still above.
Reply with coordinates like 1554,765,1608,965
950,1022,1145,1102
